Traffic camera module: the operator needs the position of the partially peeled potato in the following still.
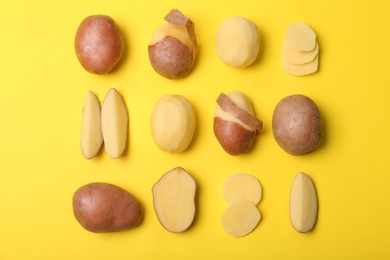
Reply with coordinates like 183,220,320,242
148,9,197,79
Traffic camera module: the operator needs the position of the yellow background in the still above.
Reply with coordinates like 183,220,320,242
1,0,390,259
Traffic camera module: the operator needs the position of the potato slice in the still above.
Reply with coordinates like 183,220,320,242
223,173,262,205
80,91,103,159
282,38,319,65
282,55,318,76
290,172,318,233
221,200,261,237
152,167,196,233
286,22,316,51
101,88,128,159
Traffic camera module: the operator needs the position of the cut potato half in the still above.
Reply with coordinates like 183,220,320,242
223,173,262,205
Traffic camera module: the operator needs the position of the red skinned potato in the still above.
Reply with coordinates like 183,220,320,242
75,15,123,74
214,91,263,155
148,9,197,79
72,182,142,233
272,94,322,155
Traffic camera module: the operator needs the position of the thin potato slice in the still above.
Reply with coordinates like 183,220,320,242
282,55,318,76
282,38,319,65
223,173,262,205
286,22,316,52
221,200,261,237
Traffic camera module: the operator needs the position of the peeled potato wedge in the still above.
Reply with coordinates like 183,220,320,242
80,91,103,159
221,200,261,237
101,88,128,159
223,173,262,205
290,172,318,233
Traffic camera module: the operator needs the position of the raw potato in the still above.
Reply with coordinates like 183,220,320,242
282,22,319,76
80,91,103,159
282,55,319,76
72,182,142,233
282,38,319,65
152,167,196,233
221,200,261,237
214,91,263,155
285,22,316,52
223,173,262,205
216,17,260,68
150,94,195,153
75,15,123,74
272,94,322,155
101,88,128,158
290,172,318,233
148,9,197,79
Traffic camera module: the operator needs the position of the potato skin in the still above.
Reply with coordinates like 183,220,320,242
75,15,123,74
214,117,255,155
72,182,142,233
272,94,322,155
148,36,193,79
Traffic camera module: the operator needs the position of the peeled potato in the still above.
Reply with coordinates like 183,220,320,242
221,200,261,237
222,173,262,205
216,16,260,68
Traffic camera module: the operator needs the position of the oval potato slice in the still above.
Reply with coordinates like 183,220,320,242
282,55,318,76
221,200,261,237
223,173,262,205
286,22,316,52
282,38,319,65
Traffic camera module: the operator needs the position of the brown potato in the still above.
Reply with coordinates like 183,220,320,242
148,9,197,79
272,94,322,155
75,15,123,74
72,182,142,233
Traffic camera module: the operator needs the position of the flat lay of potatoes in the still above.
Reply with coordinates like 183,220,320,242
74,11,323,236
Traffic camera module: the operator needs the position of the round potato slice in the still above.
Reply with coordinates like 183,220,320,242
286,22,316,52
282,38,319,65
223,173,262,205
221,200,261,237
282,55,318,76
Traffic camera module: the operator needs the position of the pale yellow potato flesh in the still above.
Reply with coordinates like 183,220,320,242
282,38,319,65
80,91,103,159
149,23,193,54
101,88,128,159
290,172,318,233
150,95,195,153
214,91,254,131
223,173,262,205
216,16,260,68
152,167,196,233
221,200,261,237
286,22,316,51
282,55,318,76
